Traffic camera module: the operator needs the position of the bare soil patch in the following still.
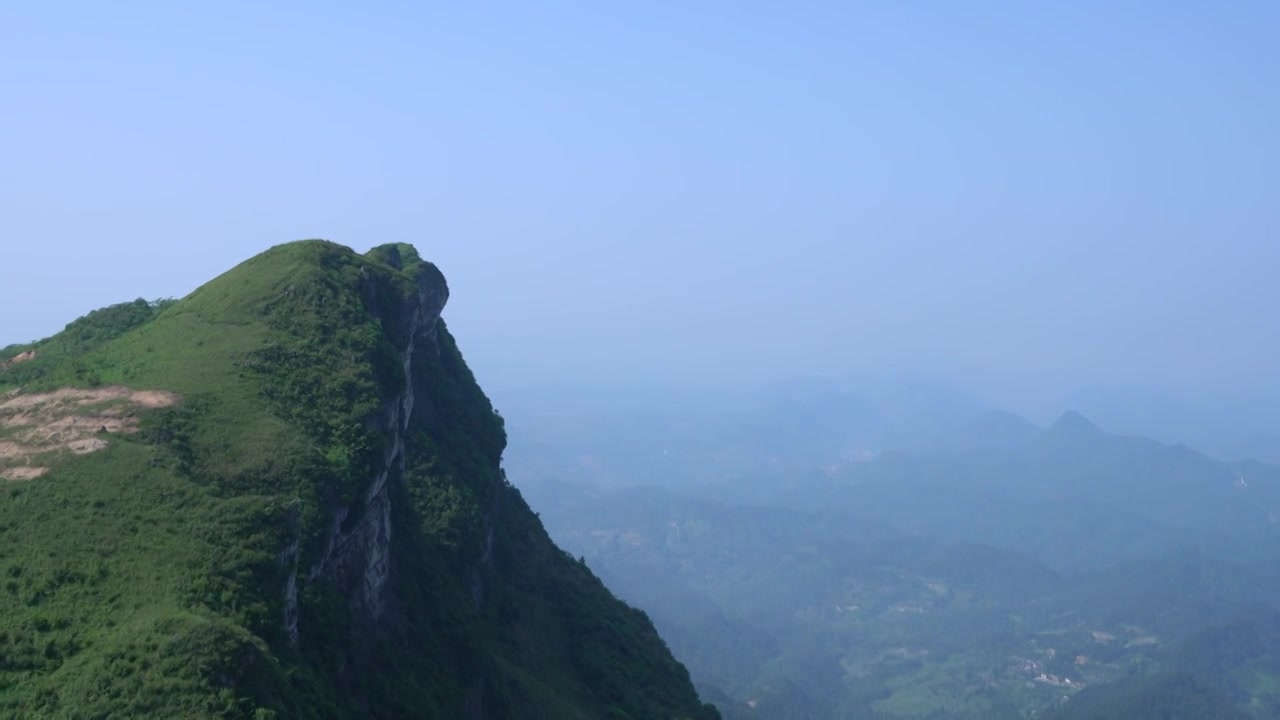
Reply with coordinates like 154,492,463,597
0,350,36,372
0,385,179,479
1,466,48,481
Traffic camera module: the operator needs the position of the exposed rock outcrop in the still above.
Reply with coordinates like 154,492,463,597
289,257,450,637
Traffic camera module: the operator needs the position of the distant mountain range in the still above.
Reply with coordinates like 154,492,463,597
513,394,1280,719
1042,383,1280,464
503,377,1280,503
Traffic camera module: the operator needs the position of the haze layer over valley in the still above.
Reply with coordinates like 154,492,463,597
505,379,1280,718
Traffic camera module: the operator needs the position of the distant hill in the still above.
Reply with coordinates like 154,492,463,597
1047,384,1280,464
800,409,1280,572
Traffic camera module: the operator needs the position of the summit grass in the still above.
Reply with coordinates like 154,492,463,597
0,240,393,716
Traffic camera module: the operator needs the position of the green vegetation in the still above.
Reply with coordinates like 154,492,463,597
1044,673,1250,720
0,240,717,719
528,426,1280,719
0,297,175,388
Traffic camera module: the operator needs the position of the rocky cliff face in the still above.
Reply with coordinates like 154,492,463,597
294,251,449,637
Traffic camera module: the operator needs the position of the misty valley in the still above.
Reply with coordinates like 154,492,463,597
506,381,1280,719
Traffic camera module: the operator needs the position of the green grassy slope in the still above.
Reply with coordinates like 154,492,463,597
0,240,716,719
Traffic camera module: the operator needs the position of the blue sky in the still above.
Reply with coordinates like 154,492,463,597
2,2,1276,403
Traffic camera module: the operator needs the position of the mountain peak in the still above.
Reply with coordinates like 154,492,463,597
1048,409,1105,437
0,241,716,719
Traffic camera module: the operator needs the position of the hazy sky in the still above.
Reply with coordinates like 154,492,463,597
3,2,1276,401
